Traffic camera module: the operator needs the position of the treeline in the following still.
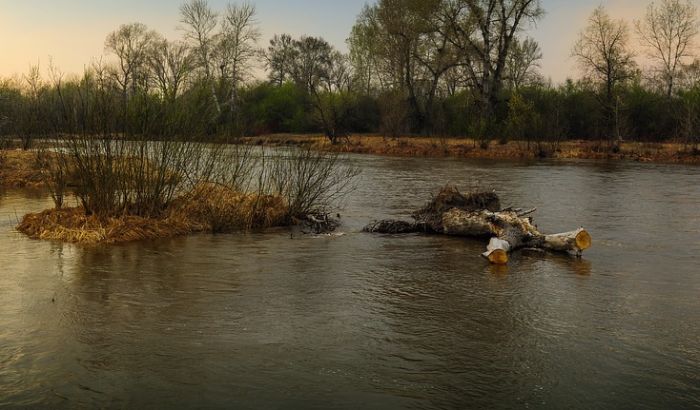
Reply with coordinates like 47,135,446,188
2,0,700,147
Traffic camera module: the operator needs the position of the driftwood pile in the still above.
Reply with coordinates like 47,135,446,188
364,186,591,265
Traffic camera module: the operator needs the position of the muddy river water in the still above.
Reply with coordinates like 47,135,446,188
1,154,699,408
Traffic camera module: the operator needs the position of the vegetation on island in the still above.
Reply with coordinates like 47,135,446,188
15,143,358,244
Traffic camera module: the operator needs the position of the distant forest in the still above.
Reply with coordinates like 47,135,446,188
2,0,700,147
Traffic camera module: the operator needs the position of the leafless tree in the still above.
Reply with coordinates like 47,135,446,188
105,23,157,100
217,2,260,113
180,0,220,111
636,0,699,97
506,37,543,90
19,65,45,149
573,6,636,107
147,37,195,101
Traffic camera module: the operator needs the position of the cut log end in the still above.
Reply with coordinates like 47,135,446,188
483,249,509,265
483,237,511,265
575,229,592,251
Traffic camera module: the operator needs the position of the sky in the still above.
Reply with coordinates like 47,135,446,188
0,0,663,83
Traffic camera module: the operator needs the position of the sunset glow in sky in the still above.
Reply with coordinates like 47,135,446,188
0,0,652,83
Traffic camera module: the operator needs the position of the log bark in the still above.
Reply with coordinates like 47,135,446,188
543,229,592,254
442,208,591,264
364,187,592,265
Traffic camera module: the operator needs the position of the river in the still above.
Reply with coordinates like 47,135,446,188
1,154,699,409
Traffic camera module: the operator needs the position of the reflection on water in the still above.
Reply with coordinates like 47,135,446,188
1,156,700,409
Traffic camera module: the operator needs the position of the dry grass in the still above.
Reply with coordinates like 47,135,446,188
17,184,290,245
0,149,46,188
178,183,289,233
17,207,199,245
242,134,700,164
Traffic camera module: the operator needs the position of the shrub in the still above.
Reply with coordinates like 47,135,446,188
266,147,360,219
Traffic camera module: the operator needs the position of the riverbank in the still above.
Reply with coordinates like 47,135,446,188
0,149,46,188
242,134,700,164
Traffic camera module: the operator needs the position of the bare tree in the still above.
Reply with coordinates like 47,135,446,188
105,23,157,100
147,37,195,100
506,37,543,90
347,5,384,95
573,6,636,110
19,65,45,149
636,0,699,97
217,2,260,114
180,0,220,111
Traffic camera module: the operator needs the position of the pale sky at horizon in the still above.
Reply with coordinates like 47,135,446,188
0,0,687,83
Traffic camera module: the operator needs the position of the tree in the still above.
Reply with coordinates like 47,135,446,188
505,91,536,144
105,23,157,99
264,34,296,86
680,58,700,89
636,0,699,97
180,0,220,111
347,5,383,95
105,23,158,135
289,36,335,94
265,34,356,143
352,0,460,133
147,37,194,101
445,0,545,122
18,65,46,149
217,2,260,114
506,37,543,90
311,51,355,144
573,6,636,138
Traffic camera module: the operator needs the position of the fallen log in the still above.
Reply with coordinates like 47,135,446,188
364,220,419,234
364,186,591,265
